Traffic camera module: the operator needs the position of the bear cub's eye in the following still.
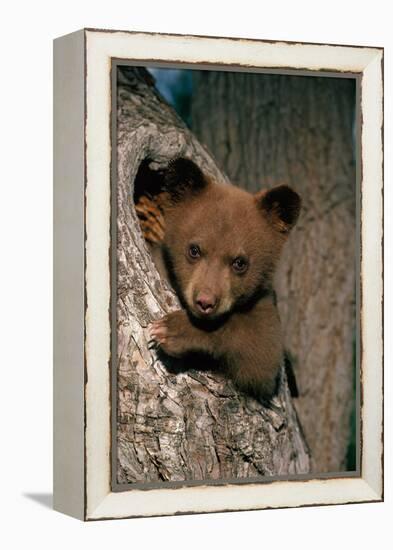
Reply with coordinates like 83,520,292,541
188,244,201,260
232,256,248,274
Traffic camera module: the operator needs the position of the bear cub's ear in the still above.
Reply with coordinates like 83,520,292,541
256,185,301,233
163,158,209,202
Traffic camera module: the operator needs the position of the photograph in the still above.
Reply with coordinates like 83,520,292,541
113,64,358,486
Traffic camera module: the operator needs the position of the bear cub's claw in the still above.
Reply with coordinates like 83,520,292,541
148,319,168,345
147,311,188,358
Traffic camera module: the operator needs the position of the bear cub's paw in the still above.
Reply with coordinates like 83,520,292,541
148,310,189,358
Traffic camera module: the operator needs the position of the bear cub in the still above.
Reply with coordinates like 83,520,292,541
148,158,301,401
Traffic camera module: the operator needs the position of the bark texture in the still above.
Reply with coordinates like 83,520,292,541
116,67,310,483
192,72,356,473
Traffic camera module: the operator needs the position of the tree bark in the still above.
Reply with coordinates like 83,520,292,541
116,67,310,483
191,72,356,473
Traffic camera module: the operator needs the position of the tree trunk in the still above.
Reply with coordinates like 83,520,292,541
191,72,356,473
116,67,310,484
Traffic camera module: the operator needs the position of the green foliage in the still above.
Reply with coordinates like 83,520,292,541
148,68,193,127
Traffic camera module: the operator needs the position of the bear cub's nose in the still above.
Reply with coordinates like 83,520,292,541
195,292,217,315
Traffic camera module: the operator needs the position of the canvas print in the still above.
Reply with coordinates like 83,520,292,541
113,65,357,487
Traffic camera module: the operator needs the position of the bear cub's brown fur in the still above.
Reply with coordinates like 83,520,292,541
148,158,301,401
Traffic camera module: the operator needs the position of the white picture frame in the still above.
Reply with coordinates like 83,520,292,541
53,28,383,521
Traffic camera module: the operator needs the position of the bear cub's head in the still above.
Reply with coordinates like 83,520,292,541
161,158,301,322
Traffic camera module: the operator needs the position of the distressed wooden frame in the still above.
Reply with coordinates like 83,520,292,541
53,28,383,521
